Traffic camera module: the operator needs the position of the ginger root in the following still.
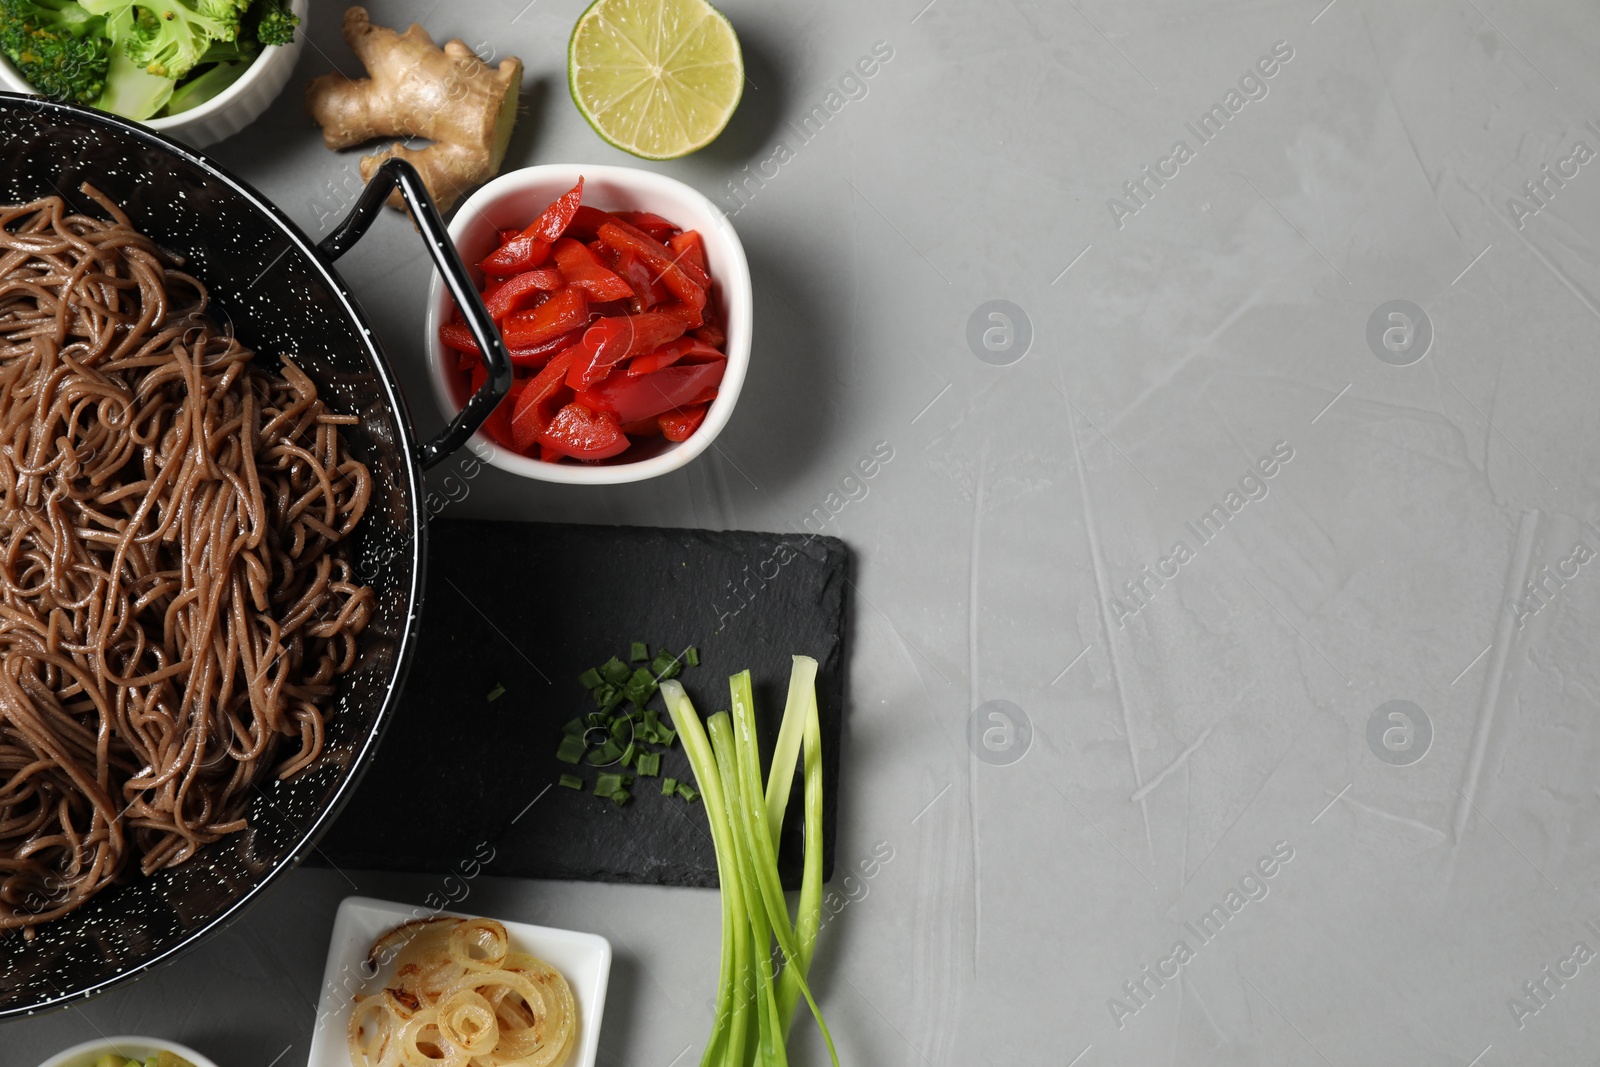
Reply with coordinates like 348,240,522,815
306,7,522,214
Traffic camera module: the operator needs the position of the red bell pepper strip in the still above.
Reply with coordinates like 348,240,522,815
655,300,705,331
565,205,628,242
552,238,633,301
620,416,663,437
565,312,688,389
692,293,725,347
484,269,563,320
615,211,679,241
481,233,553,275
598,223,707,312
441,321,583,371
481,178,587,274
658,402,710,442
529,178,587,240
666,230,711,289
439,319,479,355
507,326,585,370
483,379,525,448
588,299,633,319
626,337,724,377
538,402,630,460
574,359,726,425
692,321,725,348
503,287,589,349
510,349,578,452
614,250,664,311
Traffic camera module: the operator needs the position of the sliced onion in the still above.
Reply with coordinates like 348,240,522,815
368,916,456,970
438,987,500,1056
449,916,510,972
349,995,391,1066
346,916,577,1067
397,1008,470,1067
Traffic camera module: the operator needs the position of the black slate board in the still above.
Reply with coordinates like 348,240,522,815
312,519,847,888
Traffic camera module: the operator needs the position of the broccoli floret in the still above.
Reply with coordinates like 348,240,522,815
0,0,110,105
80,0,247,80
249,0,294,47
196,32,255,64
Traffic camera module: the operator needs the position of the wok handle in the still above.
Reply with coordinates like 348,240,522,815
317,158,512,471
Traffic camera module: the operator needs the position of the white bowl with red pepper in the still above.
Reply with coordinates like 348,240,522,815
425,164,752,485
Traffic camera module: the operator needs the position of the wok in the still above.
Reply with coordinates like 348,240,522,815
0,94,511,1017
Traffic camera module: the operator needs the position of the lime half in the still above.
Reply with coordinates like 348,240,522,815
569,0,744,160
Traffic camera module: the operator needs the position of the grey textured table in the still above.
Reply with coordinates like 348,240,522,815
11,1,1600,1064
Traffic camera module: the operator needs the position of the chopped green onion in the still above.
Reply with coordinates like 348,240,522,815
651,649,682,680
587,739,623,765
624,667,657,704
594,773,624,796
566,640,708,803
611,788,632,806
486,682,506,702
555,735,587,765
559,774,584,790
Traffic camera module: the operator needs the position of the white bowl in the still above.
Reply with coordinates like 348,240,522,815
426,163,753,485
37,1036,219,1067
307,896,612,1067
0,0,307,149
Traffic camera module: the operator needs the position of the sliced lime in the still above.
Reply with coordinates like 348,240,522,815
568,0,744,160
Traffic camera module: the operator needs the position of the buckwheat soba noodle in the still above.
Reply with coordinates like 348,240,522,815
0,186,373,931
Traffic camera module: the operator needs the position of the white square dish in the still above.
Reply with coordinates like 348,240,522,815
305,896,612,1067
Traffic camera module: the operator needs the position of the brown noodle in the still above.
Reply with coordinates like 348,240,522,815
0,187,373,929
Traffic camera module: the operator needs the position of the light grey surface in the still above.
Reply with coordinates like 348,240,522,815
12,0,1600,1064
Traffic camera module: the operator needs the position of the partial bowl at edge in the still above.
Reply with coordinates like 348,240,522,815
0,0,308,150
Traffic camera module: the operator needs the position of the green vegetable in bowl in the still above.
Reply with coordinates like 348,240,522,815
92,1051,198,1067
0,0,298,119
0,0,110,105
83,0,238,80
251,0,293,46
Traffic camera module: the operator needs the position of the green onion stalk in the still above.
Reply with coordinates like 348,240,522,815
661,657,839,1067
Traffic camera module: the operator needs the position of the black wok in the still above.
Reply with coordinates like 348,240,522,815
0,94,511,1018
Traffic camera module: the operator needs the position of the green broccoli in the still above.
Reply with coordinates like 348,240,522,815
0,0,110,104
79,0,247,80
249,0,294,47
